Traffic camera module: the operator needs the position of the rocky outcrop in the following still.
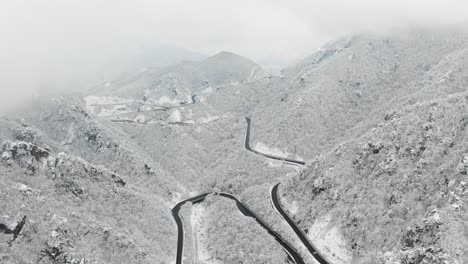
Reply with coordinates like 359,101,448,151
380,211,455,264
1,140,50,174
39,215,104,264
50,152,126,187
1,140,126,193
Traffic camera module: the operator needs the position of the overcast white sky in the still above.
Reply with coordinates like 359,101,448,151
1,0,468,110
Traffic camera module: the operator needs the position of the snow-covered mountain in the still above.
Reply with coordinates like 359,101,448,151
90,51,268,103
251,29,468,159
2,28,468,264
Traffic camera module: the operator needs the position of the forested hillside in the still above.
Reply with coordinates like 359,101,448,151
2,28,468,264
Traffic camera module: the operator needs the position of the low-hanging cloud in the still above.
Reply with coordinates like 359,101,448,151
1,0,467,111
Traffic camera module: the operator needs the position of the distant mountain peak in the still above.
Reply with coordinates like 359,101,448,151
206,51,258,65
211,51,241,58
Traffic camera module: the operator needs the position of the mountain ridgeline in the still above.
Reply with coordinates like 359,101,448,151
1,28,468,264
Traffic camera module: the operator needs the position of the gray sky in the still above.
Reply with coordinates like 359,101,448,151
1,0,468,111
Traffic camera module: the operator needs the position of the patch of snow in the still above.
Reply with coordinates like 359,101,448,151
61,122,76,146
15,183,32,194
294,153,305,162
295,97,303,106
104,82,111,87
254,142,290,157
157,96,179,105
196,114,220,124
134,114,146,123
191,204,220,264
280,192,299,215
288,201,299,215
247,66,269,82
266,159,283,168
2,151,11,160
171,192,182,206
140,105,152,111
308,215,352,264
184,109,194,120
168,109,182,123
197,95,207,103
84,96,136,117
202,86,214,93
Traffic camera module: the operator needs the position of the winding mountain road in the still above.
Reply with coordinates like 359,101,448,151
171,192,304,264
244,117,305,166
172,193,209,264
171,117,330,264
162,94,199,110
271,184,330,264
105,94,199,122
245,117,330,264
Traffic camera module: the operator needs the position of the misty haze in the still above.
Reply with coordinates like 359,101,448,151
1,1,468,264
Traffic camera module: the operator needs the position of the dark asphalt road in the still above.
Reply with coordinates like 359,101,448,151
245,117,330,264
244,117,306,166
271,184,330,264
172,193,210,264
171,192,304,264
171,116,330,264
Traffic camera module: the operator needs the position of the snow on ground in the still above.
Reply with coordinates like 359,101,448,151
184,109,194,120
279,189,300,215
247,66,269,82
254,142,290,157
61,122,76,147
308,214,352,264
202,87,214,93
156,96,180,105
196,114,220,124
196,95,207,103
287,200,299,215
193,113,233,125
247,67,257,82
134,114,146,123
266,159,283,168
84,96,137,117
169,109,182,123
140,105,153,112
170,192,182,207
293,154,305,162
191,204,220,264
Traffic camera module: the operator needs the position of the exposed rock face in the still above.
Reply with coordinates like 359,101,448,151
1,140,125,190
1,140,50,174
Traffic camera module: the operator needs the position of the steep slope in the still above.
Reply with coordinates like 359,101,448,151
250,29,468,160
3,27,468,264
0,99,181,264
280,53,468,263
